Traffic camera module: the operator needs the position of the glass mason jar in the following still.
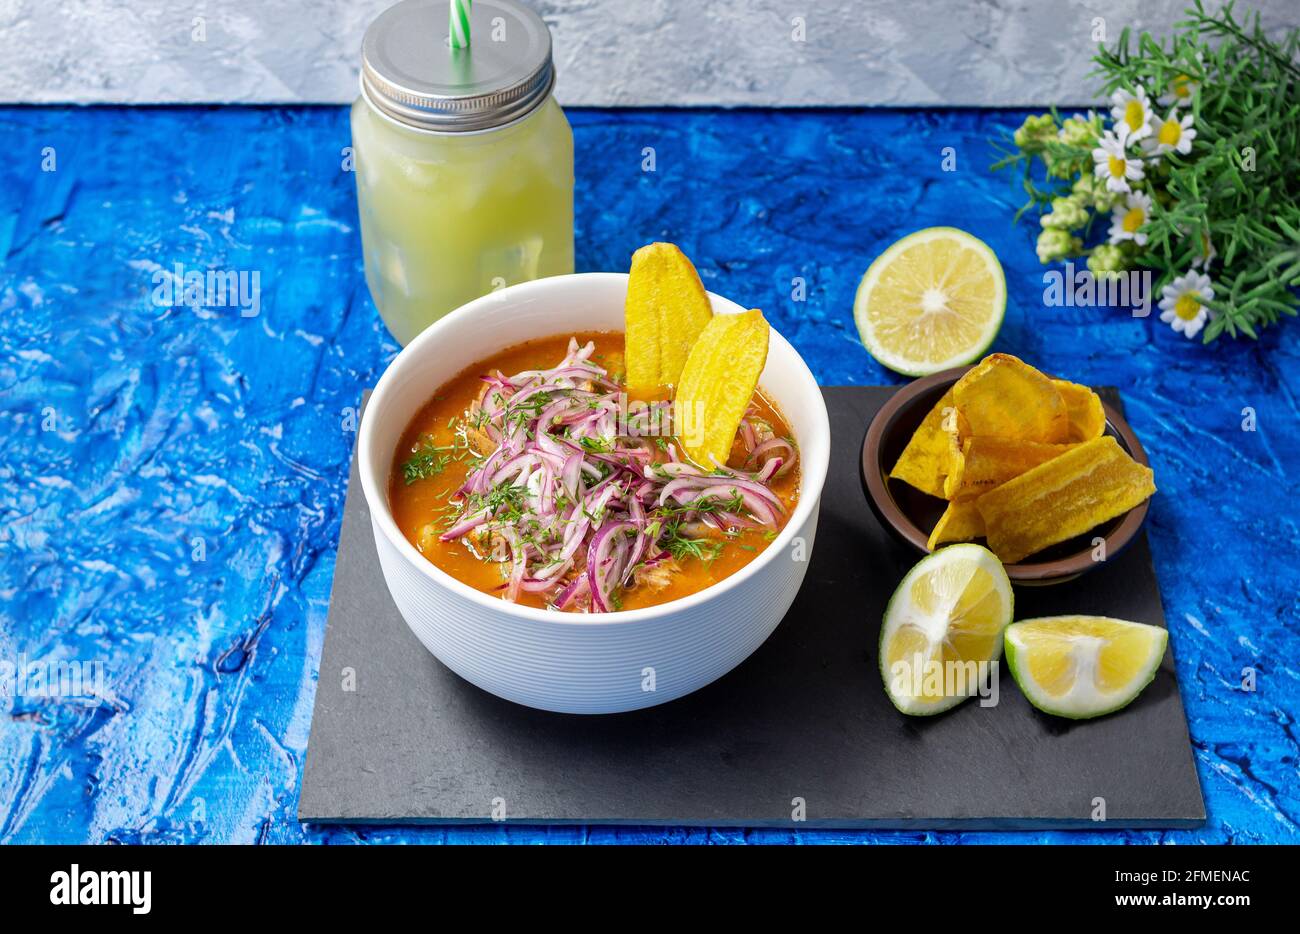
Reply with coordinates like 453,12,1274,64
353,0,574,345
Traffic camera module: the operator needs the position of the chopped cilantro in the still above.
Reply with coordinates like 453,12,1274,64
578,435,613,453
402,438,453,484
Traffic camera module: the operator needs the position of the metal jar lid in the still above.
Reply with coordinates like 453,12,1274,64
361,0,554,133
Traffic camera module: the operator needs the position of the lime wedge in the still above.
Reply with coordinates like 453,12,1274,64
854,227,1006,376
1004,616,1168,719
879,544,1014,715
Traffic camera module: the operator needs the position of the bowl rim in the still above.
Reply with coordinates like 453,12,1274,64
860,365,1152,582
359,272,832,626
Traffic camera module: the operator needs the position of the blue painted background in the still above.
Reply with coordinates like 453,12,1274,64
0,106,1297,844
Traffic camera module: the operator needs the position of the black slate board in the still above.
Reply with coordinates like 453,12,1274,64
299,387,1204,829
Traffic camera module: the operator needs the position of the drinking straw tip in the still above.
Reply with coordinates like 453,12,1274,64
449,0,472,49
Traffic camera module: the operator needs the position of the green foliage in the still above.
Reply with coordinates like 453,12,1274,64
993,1,1300,342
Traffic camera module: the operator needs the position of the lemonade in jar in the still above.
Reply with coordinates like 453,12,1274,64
353,0,574,344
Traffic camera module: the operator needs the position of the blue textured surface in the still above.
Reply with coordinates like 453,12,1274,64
1,106,1297,845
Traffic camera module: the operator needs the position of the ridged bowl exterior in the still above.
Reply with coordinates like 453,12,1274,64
359,273,831,714
372,499,819,713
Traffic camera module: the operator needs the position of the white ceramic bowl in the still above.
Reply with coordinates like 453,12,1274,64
359,273,831,714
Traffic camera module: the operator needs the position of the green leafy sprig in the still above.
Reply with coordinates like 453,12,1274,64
994,1,1300,342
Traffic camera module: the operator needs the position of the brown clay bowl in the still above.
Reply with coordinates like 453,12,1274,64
860,366,1152,586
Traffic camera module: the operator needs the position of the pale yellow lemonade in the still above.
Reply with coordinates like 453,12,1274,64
352,97,574,345
353,0,574,344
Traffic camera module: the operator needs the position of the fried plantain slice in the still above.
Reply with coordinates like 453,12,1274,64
952,353,1069,443
943,436,1077,501
926,500,986,551
1052,378,1107,442
676,309,770,468
889,389,966,499
976,435,1155,563
624,243,714,392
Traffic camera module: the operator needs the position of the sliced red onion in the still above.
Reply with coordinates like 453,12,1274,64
586,520,637,613
552,573,589,611
520,557,571,592
497,527,525,603
738,418,757,453
439,507,490,541
560,453,583,502
745,437,796,477
755,457,783,483
679,473,786,510
436,340,799,611
491,452,538,487
651,461,705,479
620,497,650,587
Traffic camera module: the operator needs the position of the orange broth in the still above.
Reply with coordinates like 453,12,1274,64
388,331,800,611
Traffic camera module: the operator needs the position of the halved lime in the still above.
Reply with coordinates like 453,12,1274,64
879,544,1014,715
854,227,1006,376
1004,616,1168,719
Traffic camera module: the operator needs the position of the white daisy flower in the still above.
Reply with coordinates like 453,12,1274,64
1143,108,1197,157
1108,191,1154,246
1158,270,1215,339
1093,127,1145,194
1110,85,1155,141
1191,234,1217,269
1160,59,1203,108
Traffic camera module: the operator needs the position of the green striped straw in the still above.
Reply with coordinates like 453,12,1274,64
449,0,472,49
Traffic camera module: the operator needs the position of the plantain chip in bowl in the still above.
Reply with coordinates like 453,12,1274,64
976,435,1156,563
1053,378,1107,442
952,353,1069,443
889,389,966,499
926,499,986,550
943,436,1077,501
879,351,1153,572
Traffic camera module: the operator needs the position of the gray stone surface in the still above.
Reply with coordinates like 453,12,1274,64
3,0,1295,106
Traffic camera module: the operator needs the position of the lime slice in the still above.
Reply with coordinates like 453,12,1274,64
879,544,1014,715
1004,616,1168,719
854,227,1006,376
